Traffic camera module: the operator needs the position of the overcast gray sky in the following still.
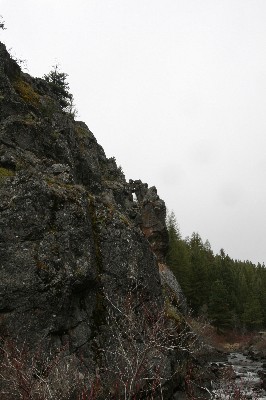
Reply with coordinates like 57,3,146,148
1,0,266,264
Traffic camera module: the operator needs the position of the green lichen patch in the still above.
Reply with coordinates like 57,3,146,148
118,212,131,226
21,113,38,126
51,130,60,139
45,177,75,192
165,303,182,324
75,125,88,137
13,78,40,107
0,167,15,182
75,123,95,139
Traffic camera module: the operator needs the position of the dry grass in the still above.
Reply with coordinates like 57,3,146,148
186,317,258,353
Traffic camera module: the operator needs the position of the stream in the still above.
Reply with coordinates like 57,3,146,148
211,352,266,399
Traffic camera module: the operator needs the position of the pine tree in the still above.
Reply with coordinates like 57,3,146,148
166,212,191,297
208,280,232,331
242,295,264,330
44,65,73,110
166,211,266,331
187,232,210,313
0,16,6,30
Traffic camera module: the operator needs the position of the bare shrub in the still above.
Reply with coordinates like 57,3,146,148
0,337,94,400
99,281,197,399
0,281,202,399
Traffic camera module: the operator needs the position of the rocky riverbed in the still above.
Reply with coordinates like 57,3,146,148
211,352,266,399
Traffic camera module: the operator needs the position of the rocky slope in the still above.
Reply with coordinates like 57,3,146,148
0,42,195,399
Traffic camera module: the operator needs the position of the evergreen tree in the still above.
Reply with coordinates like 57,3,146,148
166,212,191,295
208,280,232,330
0,16,6,30
186,232,214,313
257,264,266,325
166,211,266,331
44,65,74,110
242,295,264,330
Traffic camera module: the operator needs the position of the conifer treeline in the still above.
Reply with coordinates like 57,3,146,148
166,212,266,331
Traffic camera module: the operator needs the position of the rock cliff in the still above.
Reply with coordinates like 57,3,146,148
0,42,193,399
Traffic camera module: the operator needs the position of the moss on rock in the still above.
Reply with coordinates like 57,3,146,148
13,78,40,107
0,167,15,182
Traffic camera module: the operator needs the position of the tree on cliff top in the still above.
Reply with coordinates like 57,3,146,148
0,16,6,30
44,65,75,113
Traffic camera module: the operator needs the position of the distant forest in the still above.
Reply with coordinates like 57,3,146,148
166,212,266,332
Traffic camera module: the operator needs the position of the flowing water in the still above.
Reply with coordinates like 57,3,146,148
211,352,266,399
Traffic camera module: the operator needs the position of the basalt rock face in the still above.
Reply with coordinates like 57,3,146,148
0,42,180,397
129,179,168,262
